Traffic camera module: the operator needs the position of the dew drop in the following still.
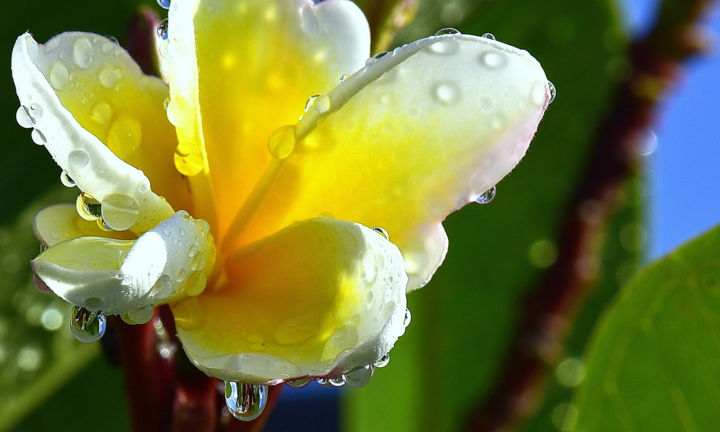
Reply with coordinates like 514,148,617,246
99,66,122,88
157,19,169,40
101,193,140,231
339,74,350,83
482,33,496,40
317,378,331,386
224,382,268,422
91,102,112,124
31,129,47,145
286,377,311,388
374,353,390,368
49,62,69,90
120,306,154,325
313,94,331,113
475,186,497,204
60,171,76,188
101,42,115,54
428,39,459,55
107,115,141,159
435,27,461,36
68,149,90,168
72,38,94,69
403,308,412,327
547,81,557,104
433,82,460,105
70,306,106,343
343,365,374,388
267,125,296,160
329,377,345,387
157,0,170,9
372,227,389,240
16,106,33,128
479,51,506,69
76,193,102,220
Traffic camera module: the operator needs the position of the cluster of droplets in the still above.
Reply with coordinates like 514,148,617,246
69,305,106,343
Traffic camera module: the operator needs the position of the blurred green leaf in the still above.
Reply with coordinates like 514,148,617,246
572,225,720,431
343,0,626,431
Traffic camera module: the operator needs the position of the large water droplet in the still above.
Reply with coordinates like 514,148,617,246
286,377,311,388
120,306,154,325
343,365,374,388
49,62,69,90
68,149,90,169
267,125,296,160
372,227,389,240
157,19,169,40
435,28,461,36
329,377,345,387
157,0,170,9
313,94,331,113
224,382,268,422
73,38,94,69
76,193,102,220
433,82,460,105
70,306,106,343
91,102,112,124
475,186,497,204
31,129,47,145
547,81,557,104
101,193,140,231
16,106,33,128
60,171,76,188
374,353,390,368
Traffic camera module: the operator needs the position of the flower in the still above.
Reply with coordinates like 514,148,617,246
12,0,550,387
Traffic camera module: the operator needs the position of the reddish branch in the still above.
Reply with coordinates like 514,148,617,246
465,0,715,431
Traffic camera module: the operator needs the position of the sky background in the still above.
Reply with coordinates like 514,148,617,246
619,0,720,258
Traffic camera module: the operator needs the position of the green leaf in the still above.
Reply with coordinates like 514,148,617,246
343,1,626,431
572,225,720,431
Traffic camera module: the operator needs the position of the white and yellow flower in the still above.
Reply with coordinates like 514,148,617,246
12,0,550,385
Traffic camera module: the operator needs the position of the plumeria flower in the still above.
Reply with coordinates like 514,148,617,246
12,0,550,417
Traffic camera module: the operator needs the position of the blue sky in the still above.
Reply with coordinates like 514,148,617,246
619,0,720,257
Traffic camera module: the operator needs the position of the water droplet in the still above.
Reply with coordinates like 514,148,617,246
76,193,102,220
475,186,497,204
31,129,47,145
372,227,389,240
29,103,43,120
72,38,94,69
224,382,268,422
107,115,141,159
267,125,296,159
70,306,106,343
286,377,311,388
329,377,345,387
157,19,169,40
313,94,331,113
374,353,390,368
482,33,496,40
433,82,460,105
101,193,140,231
435,28,461,36
639,130,658,156
68,149,90,168
317,378,331,386
99,66,122,88
121,306,154,325
479,51,506,69
16,106,33,128
547,81,557,104
343,365,374,388
60,171,76,187
428,39,459,55
157,0,171,9
339,74,350,83
403,308,412,327
101,42,115,54
49,62,69,90
91,102,112,124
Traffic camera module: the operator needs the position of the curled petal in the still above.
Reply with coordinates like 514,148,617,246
11,33,176,233
235,33,550,289
34,204,135,247
32,211,215,314
173,217,407,384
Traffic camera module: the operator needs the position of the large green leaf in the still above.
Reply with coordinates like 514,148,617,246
572,225,720,431
343,0,626,431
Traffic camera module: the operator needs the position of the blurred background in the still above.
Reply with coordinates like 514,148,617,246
1,0,718,431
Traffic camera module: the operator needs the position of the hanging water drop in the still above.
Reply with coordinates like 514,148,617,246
547,81,557,104
60,171,76,188
157,19,169,40
31,129,47,145
482,33,496,40
372,227,389,240
403,308,412,327
317,378,331,386
343,365,374,388
329,377,345,387
224,381,268,422
69,306,106,343
16,106,33,128
374,353,390,368
475,186,497,204
157,0,171,9
286,377,311,388
76,193,102,220
101,194,140,231
435,28,461,36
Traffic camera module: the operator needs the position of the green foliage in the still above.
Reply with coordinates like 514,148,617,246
573,225,720,431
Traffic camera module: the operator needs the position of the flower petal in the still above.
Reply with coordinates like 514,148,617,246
34,204,135,247
163,0,369,232
11,33,177,232
32,211,215,314
236,34,550,290
172,217,407,384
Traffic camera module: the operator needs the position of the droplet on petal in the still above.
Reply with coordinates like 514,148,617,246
224,381,268,422
72,38,94,69
374,353,390,368
482,33,496,40
157,19,169,41
16,106,33,128
49,62,69,90
91,102,112,124
120,306,154,325
475,186,497,204
31,129,47,145
267,125,296,160
372,227,390,240
101,193,140,231
286,377,312,388
60,171,76,188
547,81,557,104
435,28,461,36
343,365,374,388
70,305,106,343
433,82,460,105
